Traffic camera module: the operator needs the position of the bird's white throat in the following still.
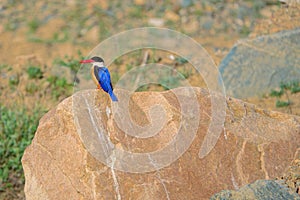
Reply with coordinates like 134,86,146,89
94,62,104,67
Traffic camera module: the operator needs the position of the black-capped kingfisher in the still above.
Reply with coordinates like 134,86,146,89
80,56,118,101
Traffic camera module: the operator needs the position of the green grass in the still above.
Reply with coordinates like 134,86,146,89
54,51,85,74
5,21,18,32
291,86,300,94
194,9,203,17
110,71,120,84
47,76,73,100
178,67,192,79
27,29,70,44
270,89,283,97
0,64,9,71
275,100,290,108
126,63,133,71
136,84,149,92
8,75,19,88
269,80,300,112
129,5,144,18
175,57,188,65
270,81,300,99
135,83,165,92
98,21,111,41
114,57,123,65
53,51,86,87
25,83,39,94
239,25,251,36
26,66,43,79
159,75,182,90
27,19,41,33
0,104,45,192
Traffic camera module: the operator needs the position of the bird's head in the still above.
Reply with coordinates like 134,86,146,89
80,56,104,67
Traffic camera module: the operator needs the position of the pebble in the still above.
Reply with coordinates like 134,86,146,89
148,18,164,27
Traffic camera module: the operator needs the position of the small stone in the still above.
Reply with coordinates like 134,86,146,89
148,18,164,27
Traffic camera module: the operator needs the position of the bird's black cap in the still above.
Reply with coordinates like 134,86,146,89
91,56,104,63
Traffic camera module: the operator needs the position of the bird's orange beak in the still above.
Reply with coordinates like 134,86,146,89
80,59,94,63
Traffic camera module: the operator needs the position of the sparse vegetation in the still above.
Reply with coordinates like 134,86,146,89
178,67,192,79
0,104,45,192
159,75,183,90
27,19,41,33
25,83,39,94
47,76,73,100
129,5,144,18
175,57,188,64
8,75,19,88
0,64,9,71
54,51,85,75
27,30,69,44
269,81,300,112
26,66,43,79
110,71,120,84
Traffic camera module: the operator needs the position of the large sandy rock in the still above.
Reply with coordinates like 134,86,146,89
22,88,300,199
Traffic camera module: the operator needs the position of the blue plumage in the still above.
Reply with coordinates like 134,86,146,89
96,67,118,102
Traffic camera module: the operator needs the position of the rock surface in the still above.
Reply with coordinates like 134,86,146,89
22,88,300,199
278,158,300,195
210,180,300,200
219,28,300,98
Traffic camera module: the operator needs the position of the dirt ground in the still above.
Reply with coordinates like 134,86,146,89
0,1,299,114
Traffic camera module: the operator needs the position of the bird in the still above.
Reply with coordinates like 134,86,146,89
80,56,118,101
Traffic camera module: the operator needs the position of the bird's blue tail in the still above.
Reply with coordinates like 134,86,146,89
109,91,118,101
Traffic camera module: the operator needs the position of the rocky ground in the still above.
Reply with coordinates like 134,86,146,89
0,0,299,199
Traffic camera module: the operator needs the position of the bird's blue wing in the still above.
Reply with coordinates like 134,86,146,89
98,68,113,93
